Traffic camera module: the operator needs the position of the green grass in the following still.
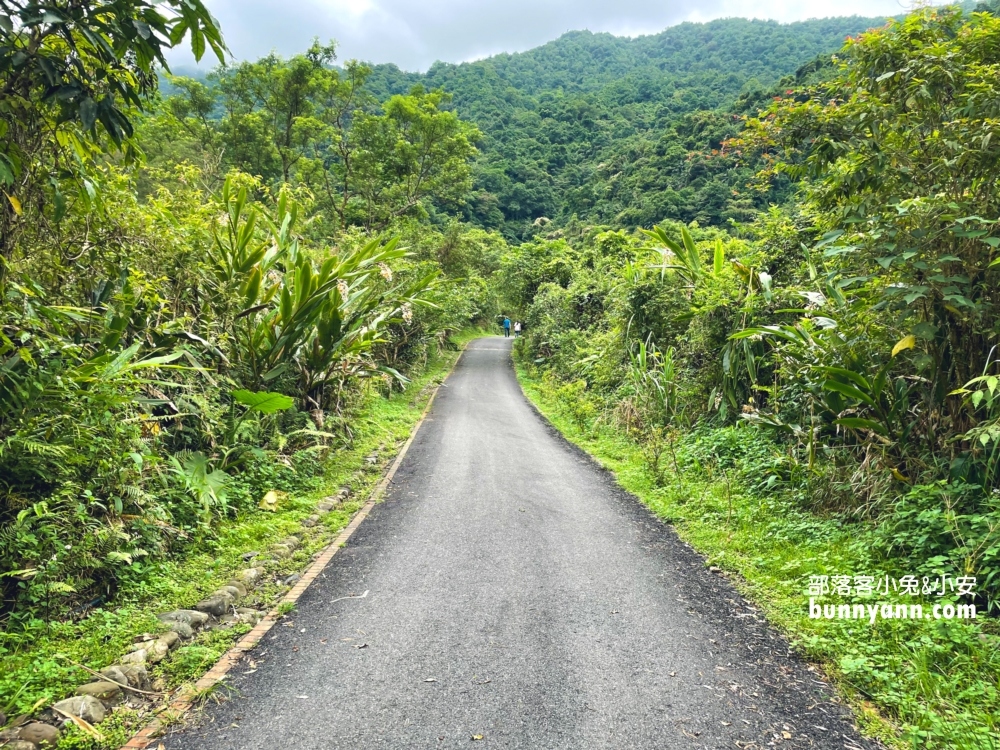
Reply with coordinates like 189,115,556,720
516,363,1000,750
0,330,482,745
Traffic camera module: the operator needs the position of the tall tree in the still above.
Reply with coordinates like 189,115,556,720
0,0,225,271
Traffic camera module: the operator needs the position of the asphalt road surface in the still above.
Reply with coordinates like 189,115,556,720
165,337,876,750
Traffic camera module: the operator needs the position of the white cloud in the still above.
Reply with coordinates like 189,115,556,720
171,0,908,72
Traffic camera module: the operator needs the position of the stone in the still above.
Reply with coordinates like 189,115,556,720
241,551,259,561
33,711,58,727
119,649,146,666
194,594,231,617
157,609,209,628
145,639,171,664
301,516,318,528
0,729,21,741
167,621,194,640
51,695,105,725
270,545,291,558
282,573,301,586
119,664,150,691
159,631,180,649
282,536,301,550
225,581,248,597
0,710,5,727
75,682,121,707
217,585,242,600
316,502,334,513
97,666,128,687
235,608,263,625
17,723,60,748
3,741,37,750
237,568,261,585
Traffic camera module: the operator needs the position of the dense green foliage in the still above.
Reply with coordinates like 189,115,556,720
0,15,502,627
362,16,890,236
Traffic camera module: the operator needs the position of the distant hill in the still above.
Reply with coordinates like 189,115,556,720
357,16,892,236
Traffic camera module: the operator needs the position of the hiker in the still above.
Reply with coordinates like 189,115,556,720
514,321,522,337
502,316,511,338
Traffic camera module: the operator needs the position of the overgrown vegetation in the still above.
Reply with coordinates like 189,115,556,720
0,1,503,629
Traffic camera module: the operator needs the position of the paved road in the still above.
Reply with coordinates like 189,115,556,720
166,338,875,750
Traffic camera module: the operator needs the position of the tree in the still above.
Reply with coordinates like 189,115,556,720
0,0,225,270
738,7,1000,444
216,41,336,184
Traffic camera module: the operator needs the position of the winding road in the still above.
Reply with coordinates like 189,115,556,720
165,338,875,750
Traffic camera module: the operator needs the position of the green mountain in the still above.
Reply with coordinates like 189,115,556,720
362,16,893,236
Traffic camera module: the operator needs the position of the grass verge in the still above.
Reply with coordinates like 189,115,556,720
0,330,483,749
516,362,1000,750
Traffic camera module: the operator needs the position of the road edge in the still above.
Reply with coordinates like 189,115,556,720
120,338,475,750
508,353,892,750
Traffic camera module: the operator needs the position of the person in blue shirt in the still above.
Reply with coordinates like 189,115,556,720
502,316,511,338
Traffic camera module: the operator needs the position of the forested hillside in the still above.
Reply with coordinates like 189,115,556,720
363,16,888,235
3,2,1000,748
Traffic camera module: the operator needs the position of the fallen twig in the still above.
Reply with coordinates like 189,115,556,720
56,654,163,697
330,590,370,605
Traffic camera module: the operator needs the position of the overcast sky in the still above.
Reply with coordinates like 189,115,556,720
170,0,912,72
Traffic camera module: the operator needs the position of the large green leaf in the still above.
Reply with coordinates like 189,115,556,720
231,389,294,414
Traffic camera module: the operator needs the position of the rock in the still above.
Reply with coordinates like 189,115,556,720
270,544,291,558
225,580,248,597
241,551,259,561
316,502,334,513
301,516,318,528
17,723,60,748
195,594,232,616
97,666,128,687
282,573,301,586
119,664,150,691
0,709,5,727
282,536,301,550
364,453,378,465
119,649,146,666
0,729,21,741
337,486,351,498
237,568,261,585
217,585,242,600
218,614,236,625
51,695,105,725
157,609,209,628
166,621,194,640
75,682,121,707
159,631,180,649
3,741,37,750
235,608,263,625
145,639,171,664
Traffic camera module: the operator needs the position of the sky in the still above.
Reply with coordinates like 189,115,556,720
170,0,911,72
